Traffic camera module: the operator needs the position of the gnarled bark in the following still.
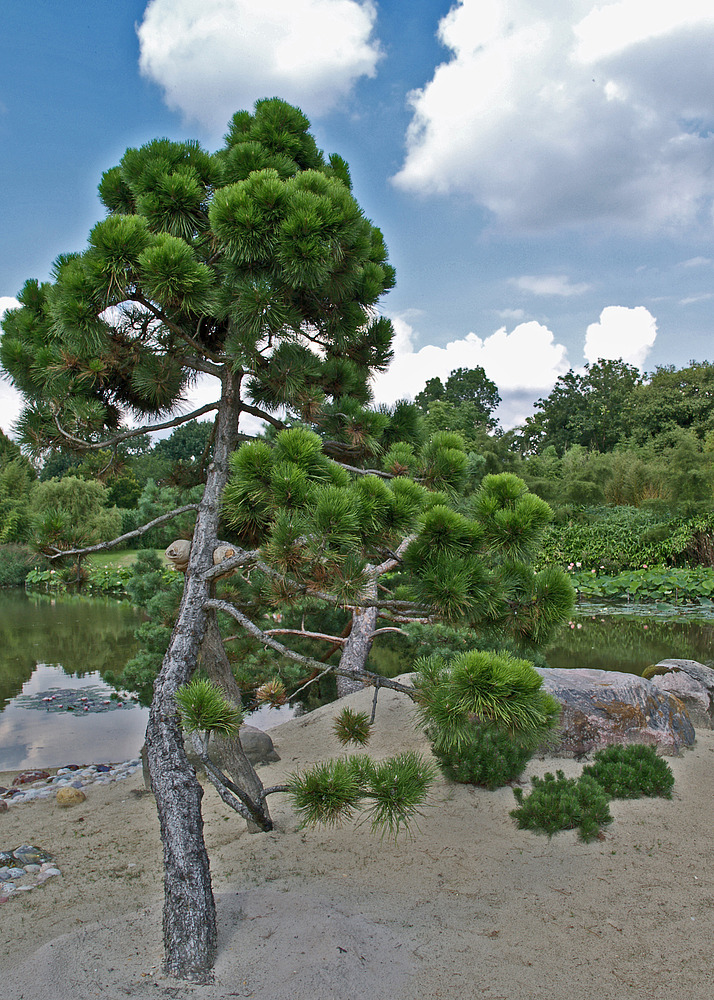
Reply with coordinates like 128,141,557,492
144,372,241,982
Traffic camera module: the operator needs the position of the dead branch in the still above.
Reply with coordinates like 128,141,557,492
45,504,199,560
52,401,221,452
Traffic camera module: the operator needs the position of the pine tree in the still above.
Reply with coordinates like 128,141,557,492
0,99,399,982
1,100,575,982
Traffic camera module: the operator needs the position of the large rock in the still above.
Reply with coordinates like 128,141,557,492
534,667,695,757
647,659,714,729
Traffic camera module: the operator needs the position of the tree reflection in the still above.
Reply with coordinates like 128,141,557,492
0,592,141,707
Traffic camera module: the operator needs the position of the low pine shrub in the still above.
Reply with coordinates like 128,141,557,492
511,770,612,843
582,743,674,799
432,723,535,789
414,650,561,790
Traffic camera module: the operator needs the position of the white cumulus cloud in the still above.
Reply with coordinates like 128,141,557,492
393,0,714,231
583,306,657,368
372,315,570,429
138,0,381,132
0,297,24,435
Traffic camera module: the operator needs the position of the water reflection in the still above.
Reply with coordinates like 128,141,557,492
545,606,714,674
0,592,144,770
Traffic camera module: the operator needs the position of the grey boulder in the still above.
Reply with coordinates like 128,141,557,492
534,667,695,757
647,659,714,729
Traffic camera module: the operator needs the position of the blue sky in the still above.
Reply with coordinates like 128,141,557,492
2,0,714,434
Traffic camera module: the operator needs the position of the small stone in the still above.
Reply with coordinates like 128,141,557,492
23,864,41,874
13,846,53,865
0,801,7,813
7,867,25,878
56,786,86,807
12,769,50,786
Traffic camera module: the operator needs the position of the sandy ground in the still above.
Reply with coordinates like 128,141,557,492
1,682,713,1000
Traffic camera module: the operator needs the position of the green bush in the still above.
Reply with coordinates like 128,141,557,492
582,744,674,799
0,543,40,587
511,744,675,843
432,723,535,789
511,770,612,842
414,650,561,790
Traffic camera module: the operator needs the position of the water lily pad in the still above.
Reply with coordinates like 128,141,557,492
13,686,135,713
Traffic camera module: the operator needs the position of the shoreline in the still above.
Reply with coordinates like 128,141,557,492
1,683,713,999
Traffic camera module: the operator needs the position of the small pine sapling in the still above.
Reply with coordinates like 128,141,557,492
511,770,613,842
582,743,675,799
414,650,561,788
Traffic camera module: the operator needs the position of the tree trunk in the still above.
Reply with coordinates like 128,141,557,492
336,568,379,698
199,611,273,831
144,372,240,982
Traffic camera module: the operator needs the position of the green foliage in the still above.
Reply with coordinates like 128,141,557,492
582,744,674,799
511,745,675,843
288,750,435,838
432,723,537,789
0,544,41,587
539,505,714,573
414,650,560,789
415,650,561,746
29,476,122,550
176,677,243,737
415,366,501,432
511,771,613,842
569,565,714,604
332,707,372,746
520,359,643,456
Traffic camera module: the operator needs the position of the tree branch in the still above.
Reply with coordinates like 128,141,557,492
239,401,287,430
263,628,347,644
131,292,225,365
52,401,221,452
45,504,199,560
204,598,418,700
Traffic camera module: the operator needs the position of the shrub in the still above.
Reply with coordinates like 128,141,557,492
511,770,612,842
414,650,561,789
0,543,40,587
431,723,536,789
582,743,674,799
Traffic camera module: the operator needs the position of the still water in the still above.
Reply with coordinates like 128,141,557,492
2,589,713,772
545,603,714,674
0,591,144,771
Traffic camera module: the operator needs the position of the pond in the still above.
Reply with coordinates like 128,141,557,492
0,590,296,772
544,602,714,674
0,591,145,771
2,589,713,772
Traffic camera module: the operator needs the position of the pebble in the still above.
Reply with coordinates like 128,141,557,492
0,848,61,903
0,759,142,806
0,761,143,904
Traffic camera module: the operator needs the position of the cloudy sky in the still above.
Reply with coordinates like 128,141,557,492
2,0,714,434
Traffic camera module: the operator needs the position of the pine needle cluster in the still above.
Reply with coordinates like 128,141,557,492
176,677,243,738
414,650,560,788
511,771,612,842
288,751,435,839
332,707,372,746
582,743,674,799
